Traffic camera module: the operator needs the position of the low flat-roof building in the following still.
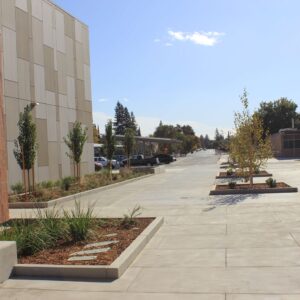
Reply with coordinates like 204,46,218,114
2,0,94,187
271,128,300,157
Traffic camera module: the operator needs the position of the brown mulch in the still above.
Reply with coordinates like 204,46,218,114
219,171,270,177
216,182,289,191
18,218,154,266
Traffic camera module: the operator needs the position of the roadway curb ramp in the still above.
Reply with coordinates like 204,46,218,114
1,217,164,281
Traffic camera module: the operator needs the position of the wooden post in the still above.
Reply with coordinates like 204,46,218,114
0,32,9,223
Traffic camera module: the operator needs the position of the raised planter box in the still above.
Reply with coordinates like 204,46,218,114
0,241,17,283
132,165,166,175
9,174,154,209
210,183,298,195
216,171,272,179
11,216,163,281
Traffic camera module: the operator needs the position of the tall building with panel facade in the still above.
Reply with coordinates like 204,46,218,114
2,0,94,187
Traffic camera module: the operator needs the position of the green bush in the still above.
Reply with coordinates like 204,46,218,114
266,177,277,188
40,180,54,189
61,176,75,191
226,168,234,176
228,181,237,189
63,201,94,241
11,182,24,195
254,167,260,174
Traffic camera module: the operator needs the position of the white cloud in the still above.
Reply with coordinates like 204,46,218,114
165,42,173,47
168,30,224,46
98,98,109,103
154,38,161,43
93,111,230,139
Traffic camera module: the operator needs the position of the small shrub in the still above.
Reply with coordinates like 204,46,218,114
121,205,142,229
61,176,75,191
226,168,234,176
40,180,54,189
63,201,94,241
11,182,24,195
228,181,237,189
254,167,260,174
266,178,277,188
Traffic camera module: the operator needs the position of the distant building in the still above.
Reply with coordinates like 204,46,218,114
271,128,300,157
3,0,94,187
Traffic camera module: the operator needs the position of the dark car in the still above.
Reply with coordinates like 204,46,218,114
122,154,159,167
153,154,174,164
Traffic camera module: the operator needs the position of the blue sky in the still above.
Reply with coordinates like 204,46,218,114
54,0,300,138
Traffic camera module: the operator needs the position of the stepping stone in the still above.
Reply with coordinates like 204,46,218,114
70,247,111,256
84,241,119,249
105,233,117,238
68,256,97,262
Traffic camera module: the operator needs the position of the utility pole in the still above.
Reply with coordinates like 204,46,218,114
0,32,9,223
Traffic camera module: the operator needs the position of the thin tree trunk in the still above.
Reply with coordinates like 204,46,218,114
27,169,31,194
32,163,35,192
109,160,112,181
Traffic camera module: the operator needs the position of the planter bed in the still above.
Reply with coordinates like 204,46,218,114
9,173,153,209
210,182,298,195
216,170,272,179
220,164,239,169
7,217,163,280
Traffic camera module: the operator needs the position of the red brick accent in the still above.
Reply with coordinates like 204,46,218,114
0,33,9,223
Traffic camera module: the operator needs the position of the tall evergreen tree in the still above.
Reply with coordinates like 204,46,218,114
114,101,126,135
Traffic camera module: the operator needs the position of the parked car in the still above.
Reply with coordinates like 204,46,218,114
113,155,126,167
94,156,119,169
153,154,174,164
122,154,159,167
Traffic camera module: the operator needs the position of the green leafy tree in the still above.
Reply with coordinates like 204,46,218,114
64,121,88,179
255,98,299,136
124,128,136,168
230,89,273,187
104,120,116,179
14,103,38,194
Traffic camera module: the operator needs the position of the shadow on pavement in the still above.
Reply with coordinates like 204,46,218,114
209,193,259,207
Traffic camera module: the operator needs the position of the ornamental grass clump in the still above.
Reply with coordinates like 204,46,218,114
266,178,277,188
63,201,95,242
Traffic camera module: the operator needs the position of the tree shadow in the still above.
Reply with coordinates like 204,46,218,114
209,193,259,207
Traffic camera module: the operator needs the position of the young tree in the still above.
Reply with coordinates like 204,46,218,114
93,124,101,143
114,101,126,135
14,103,38,194
124,128,136,168
64,121,88,180
230,89,273,187
104,120,116,179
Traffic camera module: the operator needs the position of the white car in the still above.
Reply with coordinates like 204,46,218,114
94,157,119,169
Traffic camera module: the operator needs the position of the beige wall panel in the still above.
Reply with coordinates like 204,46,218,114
58,93,67,107
53,28,58,71
18,99,31,113
65,36,74,76
57,52,67,94
45,90,55,105
36,102,47,119
7,142,22,185
1,0,16,30
42,1,54,47
64,13,74,39
87,143,94,173
83,64,91,101
67,76,75,109
3,27,18,82
82,26,90,65
37,166,49,182
4,97,19,141
46,105,57,142
17,59,31,100
36,118,49,166
60,143,71,177
16,8,30,60
68,109,76,123
48,142,59,180
75,41,84,80
32,17,44,65
4,80,18,98
55,10,65,53
75,20,82,43
59,106,69,142
80,162,88,177
31,0,43,21
15,0,27,12
84,100,93,114
75,79,85,111
34,64,45,103
44,45,54,69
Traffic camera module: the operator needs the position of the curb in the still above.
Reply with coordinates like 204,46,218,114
9,174,154,209
12,217,164,281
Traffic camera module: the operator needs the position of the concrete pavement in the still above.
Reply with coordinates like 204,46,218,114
2,150,300,299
